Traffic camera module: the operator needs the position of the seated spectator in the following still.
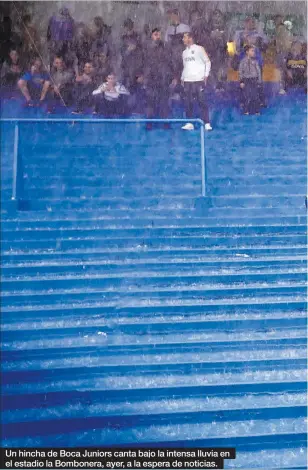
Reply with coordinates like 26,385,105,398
121,37,144,91
239,45,262,115
285,41,307,92
92,72,129,116
0,49,23,93
17,57,49,106
71,61,96,114
43,56,74,112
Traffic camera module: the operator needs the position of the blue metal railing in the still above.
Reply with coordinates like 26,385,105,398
1,118,207,202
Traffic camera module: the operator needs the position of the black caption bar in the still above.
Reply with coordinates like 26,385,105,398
1,448,236,469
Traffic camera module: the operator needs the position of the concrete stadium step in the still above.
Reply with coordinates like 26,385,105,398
1,395,306,439
2,346,305,378
1,299,305,322
2,258,306,277
2,376,306,411
2,215,306,227
2,230,306,250
212,164,307,176
2,335,306,370
210,195,305,208
210,185,306,196
1,312,306,348
209,175,307,185
18,164,308,181
1,202,306,218
4,174,307,187
1,309,306,334
2,336,305,369
1,269,306,293
2,364,306,395
1,416,306,449
2,223,306,238
2,186,200,200
1,285,306,309
2,247,307,265
1,177,202,188
1,390,306,424
21,157,200,168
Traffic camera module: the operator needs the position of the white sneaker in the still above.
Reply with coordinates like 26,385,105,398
279,89,286,95
182,123,194,130
205,123,213,131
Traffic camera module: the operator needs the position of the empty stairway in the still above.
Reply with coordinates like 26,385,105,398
1,95,307,469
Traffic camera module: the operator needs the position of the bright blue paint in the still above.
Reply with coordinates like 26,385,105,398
0,88,307,467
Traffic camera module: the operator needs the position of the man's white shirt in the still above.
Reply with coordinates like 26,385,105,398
181,44,211,82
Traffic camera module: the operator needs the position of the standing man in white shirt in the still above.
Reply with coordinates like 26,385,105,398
181,32,212,131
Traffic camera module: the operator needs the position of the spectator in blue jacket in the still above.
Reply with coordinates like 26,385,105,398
17,57,49,106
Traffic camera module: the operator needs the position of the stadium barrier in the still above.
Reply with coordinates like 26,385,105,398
1,118,207,202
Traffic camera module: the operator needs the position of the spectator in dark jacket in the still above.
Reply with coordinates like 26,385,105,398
72,61,96,114
239,45,262,115
121,36,144,91
0,49,23,92
121,19,141,56
89,16,112,59
47,7,75,65
44,56,74,111
20,15,40,64
73,22,91,70
165,9,190,83
92,51,111,87
190,10,212,52
234,16,268,55
208,10,228,91
0,15,13,64
143,28,174,126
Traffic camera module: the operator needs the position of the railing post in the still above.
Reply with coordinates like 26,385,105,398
200,123,206,197
12,121,19,201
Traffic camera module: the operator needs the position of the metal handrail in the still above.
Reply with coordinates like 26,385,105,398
0,118,206,200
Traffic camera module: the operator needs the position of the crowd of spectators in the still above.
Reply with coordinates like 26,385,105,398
0,7,306,119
